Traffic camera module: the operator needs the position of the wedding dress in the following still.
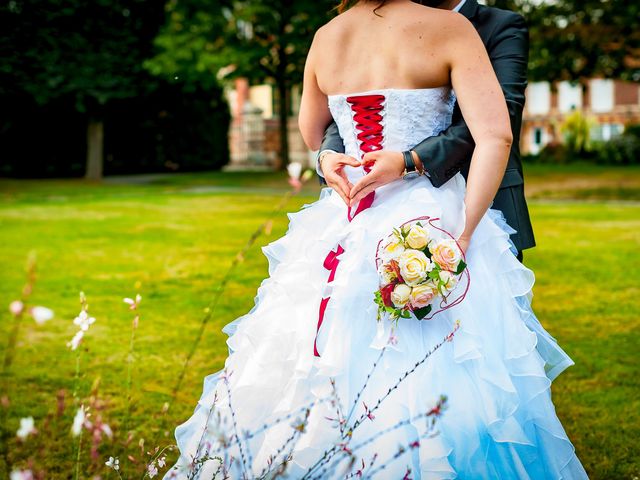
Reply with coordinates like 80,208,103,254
165,88,589,479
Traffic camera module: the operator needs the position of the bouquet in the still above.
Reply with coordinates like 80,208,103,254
374,216,469,323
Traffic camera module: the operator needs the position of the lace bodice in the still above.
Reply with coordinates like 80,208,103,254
328,87,456,182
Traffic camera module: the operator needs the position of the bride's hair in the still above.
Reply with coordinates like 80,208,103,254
336,0,386,14
337,0,433,14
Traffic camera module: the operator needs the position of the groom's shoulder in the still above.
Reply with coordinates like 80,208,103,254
476,2,527,30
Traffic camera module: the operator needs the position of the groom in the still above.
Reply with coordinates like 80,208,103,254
316,0,535,262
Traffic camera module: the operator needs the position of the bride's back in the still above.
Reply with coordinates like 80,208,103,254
313,1,463,95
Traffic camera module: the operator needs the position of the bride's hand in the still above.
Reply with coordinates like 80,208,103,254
457,235,471,255
348,150,405,206
322,153,362,206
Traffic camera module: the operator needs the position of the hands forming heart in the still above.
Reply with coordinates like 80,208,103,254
320,150,406,207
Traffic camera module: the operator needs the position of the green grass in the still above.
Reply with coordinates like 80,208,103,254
0,168,639,478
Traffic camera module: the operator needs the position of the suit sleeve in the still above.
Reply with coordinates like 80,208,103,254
412,13,529,188
316,121,345,184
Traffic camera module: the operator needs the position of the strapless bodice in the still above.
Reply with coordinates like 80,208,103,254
327,87,456,182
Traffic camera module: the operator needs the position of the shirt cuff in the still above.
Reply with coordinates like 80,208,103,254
316,149,338,178
412,150,431,178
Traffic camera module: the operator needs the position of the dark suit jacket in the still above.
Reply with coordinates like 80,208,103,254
317,0,536,252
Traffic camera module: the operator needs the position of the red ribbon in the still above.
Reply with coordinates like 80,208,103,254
314,94,386,357
314,245,345,356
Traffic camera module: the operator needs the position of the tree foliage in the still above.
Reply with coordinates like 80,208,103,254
0,0,165,110
148,0,337,167
485,0,640,82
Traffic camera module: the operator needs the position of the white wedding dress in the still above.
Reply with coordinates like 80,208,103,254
165,88,589,479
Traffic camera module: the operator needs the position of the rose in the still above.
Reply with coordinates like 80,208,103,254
430,239,462,271
406,224,429,250
380,282,395,307
378,263,397,285
398,249,433,286
438,270,459,291
383,239,405,259
391,283,412,308
410,282,439,309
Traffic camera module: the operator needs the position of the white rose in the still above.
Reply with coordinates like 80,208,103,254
439,270,459,291
406,225,429,250
398,249,433,286
383,239,405,259
391,283,412,308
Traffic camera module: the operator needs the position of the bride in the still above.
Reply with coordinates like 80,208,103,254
165,0,589,478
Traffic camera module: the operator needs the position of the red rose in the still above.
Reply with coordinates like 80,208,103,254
380,283,395,307
388,259,404,283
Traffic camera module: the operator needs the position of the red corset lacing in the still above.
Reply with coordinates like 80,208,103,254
313,94,385,357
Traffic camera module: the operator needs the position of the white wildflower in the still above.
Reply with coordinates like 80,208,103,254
30,306,54,325
124,294,142,310
16,417,36,440
157,456,166,468
67,330,84,350
287,161,302,180
71,405,86,437
73,310,96,331
105,456,120,471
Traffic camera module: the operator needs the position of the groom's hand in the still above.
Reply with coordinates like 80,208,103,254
349,150,405,207
321,152,361,206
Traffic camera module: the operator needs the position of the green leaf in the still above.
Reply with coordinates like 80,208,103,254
413,305,432,320
455,260,467,275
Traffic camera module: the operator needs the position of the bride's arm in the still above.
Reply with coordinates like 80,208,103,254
298,33,333,151
447,16,513,250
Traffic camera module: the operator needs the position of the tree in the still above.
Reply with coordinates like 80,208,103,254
147,0,336,169
484,0,640,82
0,0,166,179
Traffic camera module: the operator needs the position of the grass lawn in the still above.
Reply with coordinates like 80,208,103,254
0,164,639,478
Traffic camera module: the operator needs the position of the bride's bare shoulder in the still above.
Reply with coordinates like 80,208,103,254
310,8,356,44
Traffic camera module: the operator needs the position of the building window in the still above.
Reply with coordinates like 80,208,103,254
590,79,614,113
530,127,546,154
591,123,624,142
558,81,583,113
527,82,551,115
534,128,543,145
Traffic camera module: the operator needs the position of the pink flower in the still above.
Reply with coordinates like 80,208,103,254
148,463,159,478
430,239,462,272
9,301,24,316
409,283,438,309
10,470,34,480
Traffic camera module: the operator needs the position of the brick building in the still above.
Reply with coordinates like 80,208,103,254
226,77,640,168
522,79,640,154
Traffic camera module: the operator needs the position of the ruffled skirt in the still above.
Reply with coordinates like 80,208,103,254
165,175,588,479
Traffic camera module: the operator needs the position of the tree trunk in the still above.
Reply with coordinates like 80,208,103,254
276,79,289,171
85,119,104,180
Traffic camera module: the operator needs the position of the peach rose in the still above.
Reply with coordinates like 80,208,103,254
430,239,462,271
410,282,438,309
